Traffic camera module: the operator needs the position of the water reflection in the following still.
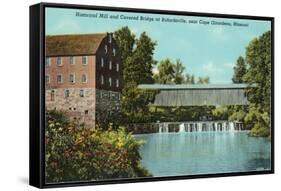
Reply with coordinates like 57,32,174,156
136,132,271,176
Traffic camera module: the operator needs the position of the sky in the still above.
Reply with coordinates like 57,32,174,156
46,7,271,84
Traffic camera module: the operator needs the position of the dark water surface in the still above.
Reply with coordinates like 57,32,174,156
136,131,271,177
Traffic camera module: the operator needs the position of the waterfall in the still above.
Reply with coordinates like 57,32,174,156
237,122,241,131
226,122,229,131
198,123,202,132
159,125,162,133
159,123,169,133
163,123,169,133
229,122,235,131
187,123,190,132
179,123,185,133
205,123,208,131
157,121,244,134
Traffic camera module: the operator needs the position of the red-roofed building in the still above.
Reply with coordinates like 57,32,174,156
45,33,122,128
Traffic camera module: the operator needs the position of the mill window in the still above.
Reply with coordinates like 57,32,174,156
116,79,119,88
57,57,62,66
101,75,104,85
113,48,116,56
69,74,75,83
69,56,75,65
82,56,88,65
45,57,51,66
101,57,104,67
57,74,63,83
64,89,70,98
82,74,87,83
80,89,85,97
50,90,55,101
45,75,50,83
109,77,112,87
109,60,112,70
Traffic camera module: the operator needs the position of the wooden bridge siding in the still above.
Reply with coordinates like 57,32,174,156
152,88,248,106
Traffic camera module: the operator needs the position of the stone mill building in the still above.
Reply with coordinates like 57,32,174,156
45,33,122,128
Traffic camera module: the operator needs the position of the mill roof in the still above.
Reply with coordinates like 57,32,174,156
46,33,107,56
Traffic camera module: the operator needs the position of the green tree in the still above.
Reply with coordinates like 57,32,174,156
45,110,151,182
228,105,248,122
197,76,210,84
244,104,270,137
130,32,157,84
232,56,247,83
154,59,186,84
172,59,185,84
243,31,271,112
190,75,195,84
185,74,195,84
114,27,157,122
114,29,156,85
211,106,230,120
114,26,135,63
154,58,174,84
242,31,271,137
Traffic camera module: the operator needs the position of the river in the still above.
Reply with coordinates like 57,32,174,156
136,131,271,177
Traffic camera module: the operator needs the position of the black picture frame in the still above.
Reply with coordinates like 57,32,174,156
30,2,274,188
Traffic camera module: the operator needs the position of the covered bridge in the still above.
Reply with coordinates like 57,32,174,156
138,84,253,106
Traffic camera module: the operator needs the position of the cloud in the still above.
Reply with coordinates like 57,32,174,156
202,61,224,74
223,62,234,68
200,61,234,84
130,27,141,35
209,26,228,41
53,20,81,34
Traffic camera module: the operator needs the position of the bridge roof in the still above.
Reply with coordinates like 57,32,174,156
138,83,252,90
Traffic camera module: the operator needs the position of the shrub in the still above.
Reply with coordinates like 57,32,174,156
245,104,270,137
248,123,270,137
45,110,151,183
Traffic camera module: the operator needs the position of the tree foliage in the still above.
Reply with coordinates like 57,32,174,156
153,58,174,84
134,32,157,83
153,58,207,85
114,27,157,122
185,74,195,84
243,31,271,112
114,26,135,63
211,106,230,120
227,31,271,137
45,110,150,183
243,31,271,137
244,104,270,137
232,56,247,83
197,76,210,84
115,29,156,85
173,59,185,84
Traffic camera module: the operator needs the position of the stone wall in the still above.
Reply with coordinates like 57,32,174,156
46,88,121,128
95,89,121,128
95,89,121,111
46,88,96,128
